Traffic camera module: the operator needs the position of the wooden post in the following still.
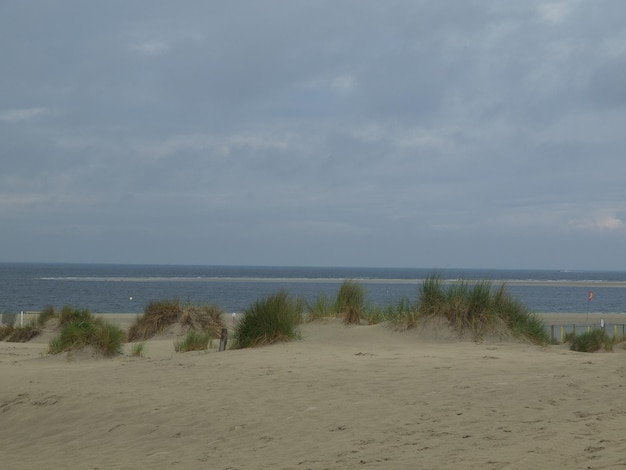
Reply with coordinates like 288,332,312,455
219,328,228,352
551,325,554,342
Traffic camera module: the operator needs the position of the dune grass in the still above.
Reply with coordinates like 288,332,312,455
4,323,42,342
570,329,614,352
305,293,335,321
130,342,146,357
233,291,303,348
336,280,364,324
392,273,549,344
48,308,125,357
175,330,212,352
128,299,224,342
0,325,13,340
38,305,57,326
127,299,182,341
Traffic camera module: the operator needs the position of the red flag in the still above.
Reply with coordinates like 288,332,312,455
588,291,593,301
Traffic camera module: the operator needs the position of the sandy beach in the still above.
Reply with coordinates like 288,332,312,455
2,314,626,469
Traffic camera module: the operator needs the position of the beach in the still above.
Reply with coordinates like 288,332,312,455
2,314,626,469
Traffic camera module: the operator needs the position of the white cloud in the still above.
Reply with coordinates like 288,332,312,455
536,1,577,25
301,73,357,92
130,40,170,56
0,193,47,209
125,29,205,57
0,108,50,123
568,210,625,231
135,132,291,160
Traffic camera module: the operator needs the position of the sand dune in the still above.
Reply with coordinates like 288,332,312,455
2,316,626,469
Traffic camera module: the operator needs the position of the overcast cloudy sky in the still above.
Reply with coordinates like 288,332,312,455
1,1,625,269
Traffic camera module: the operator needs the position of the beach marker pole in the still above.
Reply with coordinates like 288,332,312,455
20,311,23,327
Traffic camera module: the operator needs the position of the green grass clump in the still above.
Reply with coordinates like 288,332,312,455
234,291,303,348
38,305,56,326
361,306,388,325
58,306,92,326
335,280,365,316
570,329,614,352
393,273,548,344
175,330,211,352
130,342,146,357
305,294,335,321
48,308,124,357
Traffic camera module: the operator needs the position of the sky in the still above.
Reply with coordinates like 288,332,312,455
1,1,625,270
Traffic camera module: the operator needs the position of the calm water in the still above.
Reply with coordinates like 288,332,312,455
1,263,625,315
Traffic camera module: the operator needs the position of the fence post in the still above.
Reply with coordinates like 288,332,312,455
560,326,564,342
219,328,228,352
551,325,554,342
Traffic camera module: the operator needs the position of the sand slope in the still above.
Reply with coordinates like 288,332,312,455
2,318,626,469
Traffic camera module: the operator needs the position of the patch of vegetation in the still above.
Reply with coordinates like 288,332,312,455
393,273,549,344
336,280,364,325
128,299,224,342
128,299,182,341
175,330,211,352
48,308,124,357
233,290,303,348
38,305,57,326
180,303,224,338
6,323,42,342
130,342,146,357
305,294,335,321
342,306,361,325
59,306,92,327
361,306,388,325
0,325,14,340
570,329,614,352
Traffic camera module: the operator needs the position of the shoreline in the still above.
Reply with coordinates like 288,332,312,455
10,311,626,330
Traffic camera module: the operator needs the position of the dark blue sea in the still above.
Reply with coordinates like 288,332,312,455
1,263,625,315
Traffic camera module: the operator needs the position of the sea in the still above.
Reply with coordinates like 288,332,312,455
1,263,625,316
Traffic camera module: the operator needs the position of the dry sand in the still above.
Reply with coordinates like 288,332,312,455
2,314,626,469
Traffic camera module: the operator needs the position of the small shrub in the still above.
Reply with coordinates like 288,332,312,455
175,330,211,352
570,329,614,352
234,291,302,348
